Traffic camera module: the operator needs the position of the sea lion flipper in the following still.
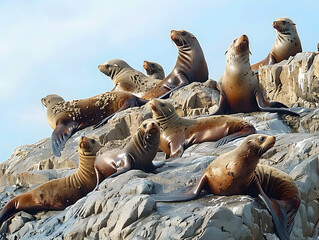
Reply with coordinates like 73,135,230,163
258,194,290,240
147,161,165,172
255,92,299,117
157,81,188,99
151,175,207,202
51,121,79,157
93,113,116,129
209,91,229,116
270,101,289,108
214,124,256,147
107,155,132,178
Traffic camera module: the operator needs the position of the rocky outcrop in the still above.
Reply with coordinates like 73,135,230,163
0,74,318,239
258,52,319,108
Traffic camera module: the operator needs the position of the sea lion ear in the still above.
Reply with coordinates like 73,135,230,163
224,50,228,55
249,51,252,55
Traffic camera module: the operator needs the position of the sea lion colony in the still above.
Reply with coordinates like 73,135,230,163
1,17,306,239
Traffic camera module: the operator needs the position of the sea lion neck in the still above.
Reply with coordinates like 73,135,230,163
225,51,251,77
70,151,97,190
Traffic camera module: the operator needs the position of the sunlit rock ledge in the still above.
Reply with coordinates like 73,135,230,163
0,56,319,239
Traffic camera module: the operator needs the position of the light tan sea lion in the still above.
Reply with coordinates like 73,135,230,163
142,30,209,100
211,34,299,117
150,98,256,158
98,59,161,97
151,134,300,240
143,60,165,80
251,17,302,71
94,119,164,183
0,137,101,226
42,92,147,156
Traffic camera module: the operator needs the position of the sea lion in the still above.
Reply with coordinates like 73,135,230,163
150,98,256,158
94,119,164,183
143,60,165,80
98,59,161,97
142,30,209,100
0,136,101,226
42,91,147,157
211,34,299,117
151,134,300,240
251,17,302,71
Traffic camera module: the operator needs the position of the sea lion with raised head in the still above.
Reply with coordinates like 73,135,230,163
0,136,101,226
251,17,302,71
142,30,209,100
150,98,256,158
98,59,161,97
42,91,147,156
151,134,300,240
212,34,299,117
143,60,165,80
94,119,163,183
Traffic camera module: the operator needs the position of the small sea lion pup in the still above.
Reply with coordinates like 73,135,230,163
142,30,209,100
150,98,256,158
211,34,299,117
151,134,300,240
98,59,161,97
94,119,164,183
0,137,101,226
251,17,302,71
42,92,147,157
143,60,165,80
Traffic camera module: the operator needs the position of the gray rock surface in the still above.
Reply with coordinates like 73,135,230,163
0,74,318,239
258,52,319,108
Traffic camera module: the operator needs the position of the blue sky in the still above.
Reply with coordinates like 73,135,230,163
1,1,318,162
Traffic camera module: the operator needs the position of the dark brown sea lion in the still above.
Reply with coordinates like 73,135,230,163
251,17,302,71
94,119,163,183
0,136,101,226
98,59,161,98
212,34,299,117
42,92,147,156
143,60,165,80
150,98,256,158
142,30,209,100
151,134,300,240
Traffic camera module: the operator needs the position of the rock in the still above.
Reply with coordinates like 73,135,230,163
258,52,319,108
0,55,319,239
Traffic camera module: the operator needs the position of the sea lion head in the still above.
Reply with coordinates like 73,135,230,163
139,119,160,135
226,34,250,56
149,98,176,119
143,61,164,76
41,94,64,108
273,17,297,35
98,59,132,79
78,136,101,156
170,30,197,47
242,134,276,157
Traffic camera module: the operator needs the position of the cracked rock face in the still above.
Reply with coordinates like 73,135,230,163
258,52,319,108
1,60,319,239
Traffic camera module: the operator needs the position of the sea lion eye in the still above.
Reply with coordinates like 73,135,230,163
259,137,265,142
282,21,287,25
181,31,186,36
151,63,155,68
143,124,147,128
91,139,96,144
160,103,165,107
